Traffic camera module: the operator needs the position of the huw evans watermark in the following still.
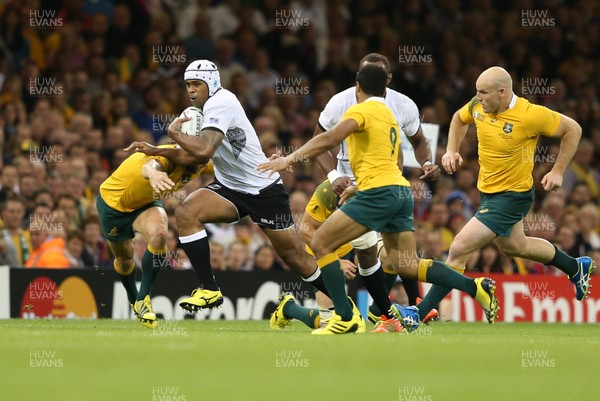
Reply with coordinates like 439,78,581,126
29,78,63,97
152,386,186,401
152,46,187,65
29,10,63,29
399,386,432,401
521,78,556,97
29,350,63,369
275,9,309,29
275,78,309,97
521,10,555,28
521,350,556,368
275,349,309,368
399,46,432,65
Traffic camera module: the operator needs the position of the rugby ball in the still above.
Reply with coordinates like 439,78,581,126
179,106,204,136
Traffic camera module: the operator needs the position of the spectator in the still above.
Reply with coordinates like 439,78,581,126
563,139,600,199
209,241,226,271
25,215,72,269
32,189,55,210
425,201,454,252
80,215,108,267
252,245,282,271
182,12,215,61
65,228,85,267
467,244,510,275
577,203,600,251
166,227,191,270
568,181,592,208
56,194,82,230
0,164,19,202
289,190,309,225
132,82,167,143
445,190,473,220
0,197,31,265
247,49,279,110
214,36,247,89
225,240,251,271
421,230,447,261
0,234,18,266
555,226,585,258
0,6,30,71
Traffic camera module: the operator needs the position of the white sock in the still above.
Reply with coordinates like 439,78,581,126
179,229,207,244
359,260,382,276
302,268,321,282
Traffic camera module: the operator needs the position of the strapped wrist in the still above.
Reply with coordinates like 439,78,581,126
327,170,341,183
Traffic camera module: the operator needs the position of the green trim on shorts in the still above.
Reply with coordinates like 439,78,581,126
475,187,534,237
340,185,414,233
96,195,163,242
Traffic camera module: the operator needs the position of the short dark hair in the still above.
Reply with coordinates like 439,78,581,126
356,64,388,97
358,53,391,74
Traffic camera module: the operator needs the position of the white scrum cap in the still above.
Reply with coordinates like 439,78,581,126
184,60,222,97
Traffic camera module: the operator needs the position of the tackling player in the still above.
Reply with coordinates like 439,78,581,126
98,142,212,328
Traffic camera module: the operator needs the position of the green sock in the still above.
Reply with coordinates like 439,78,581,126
283,301,320,329
420,260,476,298
417,263,465,320
384,271,398,292
548,245,578,276
417,285,451,320
118,271,138,305
137,247,164,301
320,259,353,320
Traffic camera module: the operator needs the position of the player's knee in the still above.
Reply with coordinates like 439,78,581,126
114,257,134,275
309,240,327,258
309,232,331,257
147,228,167,250
356,246,378,268
175,203,195,229
448,238,470,260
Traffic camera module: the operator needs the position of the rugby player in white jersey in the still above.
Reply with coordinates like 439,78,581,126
143,60,335,314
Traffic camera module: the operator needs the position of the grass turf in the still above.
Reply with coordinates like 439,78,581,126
1,319,599,401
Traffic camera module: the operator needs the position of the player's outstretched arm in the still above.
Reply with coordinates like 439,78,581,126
256,118,357,176
312,124,338,174
167,117,224,164
441,111,469,174
124,141,207,166
407,125,440,180
142,159,175,193
541,114,582,191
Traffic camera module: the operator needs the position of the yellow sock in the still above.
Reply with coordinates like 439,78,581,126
417,259,433,282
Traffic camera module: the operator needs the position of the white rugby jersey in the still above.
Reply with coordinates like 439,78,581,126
201,88,280,194
318,87,420,180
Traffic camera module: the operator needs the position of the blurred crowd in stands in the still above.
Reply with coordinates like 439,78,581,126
0,0,599,275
